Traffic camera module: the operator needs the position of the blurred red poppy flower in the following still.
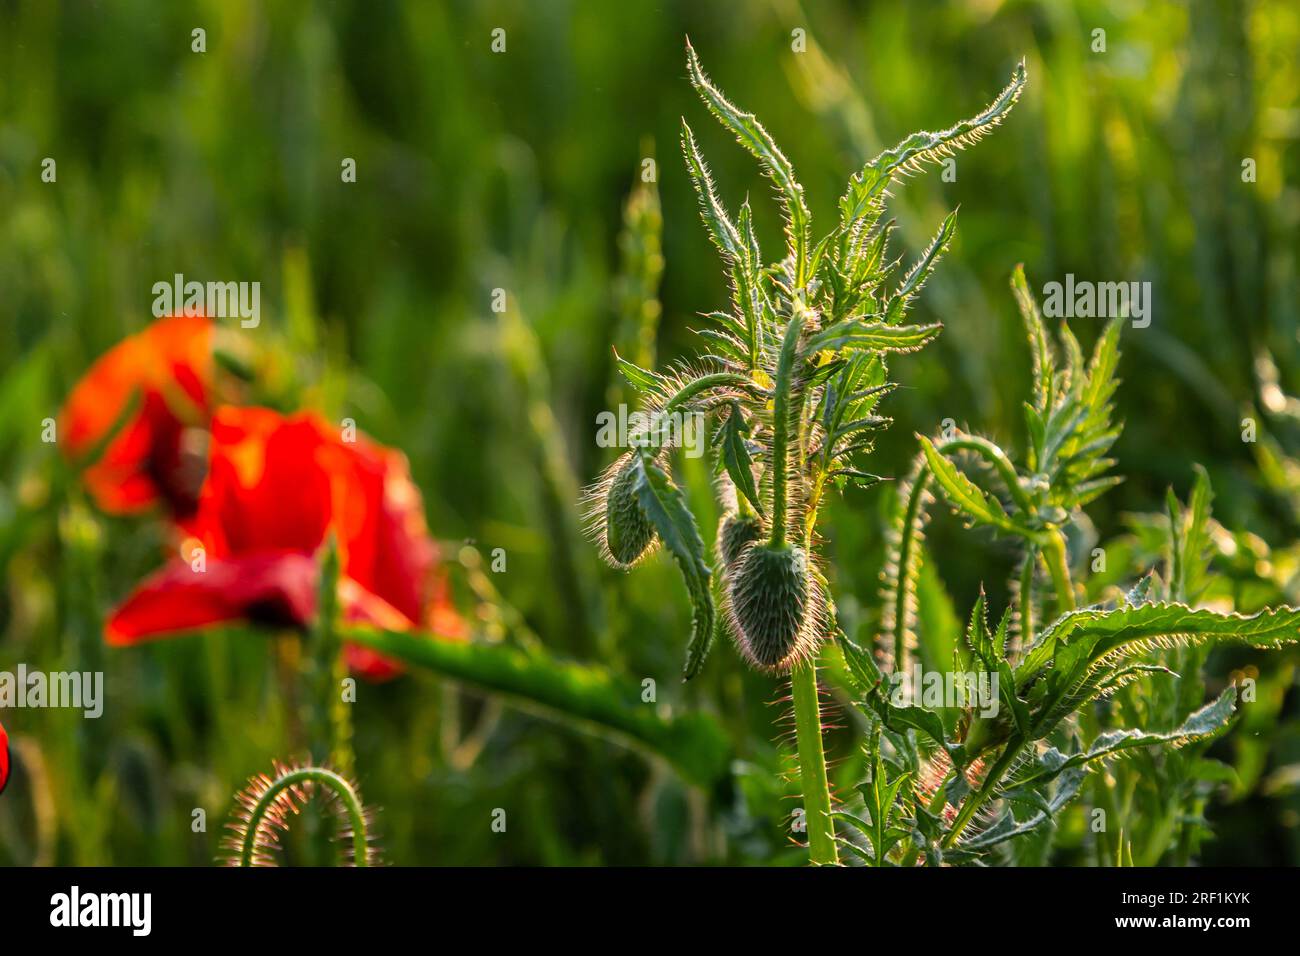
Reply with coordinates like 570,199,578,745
106,406,465,678
60,315,212,518
0,720,9,796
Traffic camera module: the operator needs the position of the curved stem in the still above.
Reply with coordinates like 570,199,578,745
237,766,369,867
936,436,1035,515
661,371,753,413
791,657,837,865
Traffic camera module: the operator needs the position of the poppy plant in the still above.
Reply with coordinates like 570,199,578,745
106,406,463,678
59,315,213,518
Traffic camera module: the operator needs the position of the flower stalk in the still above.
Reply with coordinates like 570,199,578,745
791,656,837,864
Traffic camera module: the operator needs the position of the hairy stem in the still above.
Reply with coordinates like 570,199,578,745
942,741,1021,849
305,539,353,777
791,657,837,864
893,466,932,668
769,312,806,548
938,436,1034,514
1018,544,1037,646
237,766,369,867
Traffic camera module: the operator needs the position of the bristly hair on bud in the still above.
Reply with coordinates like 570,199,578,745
716,510,764,570
725,541,826,672
220,759,379,867
582,451,660,569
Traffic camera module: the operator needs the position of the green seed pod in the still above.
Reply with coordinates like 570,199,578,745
604,455,656,567
728,542,814,670
716,511,764,569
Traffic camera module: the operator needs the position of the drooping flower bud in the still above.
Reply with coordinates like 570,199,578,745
602,453,657,568
716,511,764,570
727,542,816,670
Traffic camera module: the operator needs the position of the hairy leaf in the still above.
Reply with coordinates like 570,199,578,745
918,435,1033,536
839,61,1026,225
804,319,942,356
630,452,715,680
1013,687,1239,788
686,38,811,284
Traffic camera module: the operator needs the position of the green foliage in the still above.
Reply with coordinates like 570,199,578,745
581,40,1023,865
344,625,732,790
845,274,1300,865
586,44,1020,681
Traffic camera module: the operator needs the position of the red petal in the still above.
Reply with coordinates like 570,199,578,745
109,403,465,680
332,438,434,625
0,720,9,795
105,548,417,681
61,316,212,516
106,551,318,644
192,408,335,556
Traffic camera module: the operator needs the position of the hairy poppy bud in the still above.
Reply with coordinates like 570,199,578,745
727,542,815,670
603,454,657,567
716,511,764,569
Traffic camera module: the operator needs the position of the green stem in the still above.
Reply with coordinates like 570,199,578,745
1094,774,1125,865
237,766,369,867
306,539,354,776
768,311,806,548
938,436,1035,515
342,626,732,790
791,657,837,864
894,466,932,668
942,742,1021,849
1042,527,1076,614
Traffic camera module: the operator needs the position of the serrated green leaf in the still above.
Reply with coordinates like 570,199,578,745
1014,687,1239,788
686,39,811,285
342,626,732,789
804,319,942,357
718,401,763,516
1016,603,1300,740
614,351,668,393
1011,264,1054,413
839,60,1026,225
918,435,1031,536
839,634,960,758
959,766,1085,851
885,210,957,321
630,452,715,680
681,118,742,261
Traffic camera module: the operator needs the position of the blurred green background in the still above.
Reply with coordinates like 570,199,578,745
1,0,1299,865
